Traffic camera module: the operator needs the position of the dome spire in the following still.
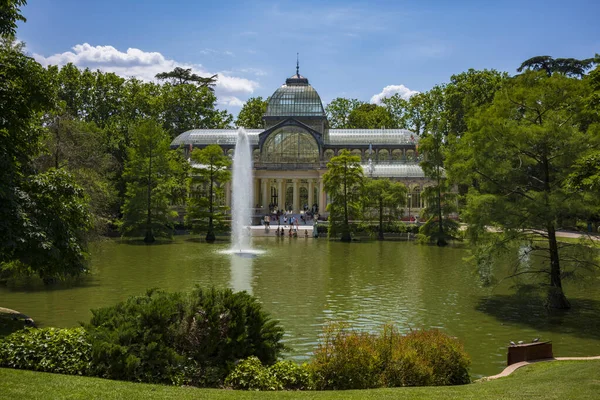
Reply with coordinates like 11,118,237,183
296,52,299,75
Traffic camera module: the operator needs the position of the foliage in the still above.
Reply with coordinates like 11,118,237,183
161,83,232,137
120,121,178,243
35,117,118,236
517,55,596,77
85,287,285,386
419,129,459,246
85,289,185,383
225,357,312,391
155,67,218,90
0,0,26,37
0,40,51,261
0,327,91,375
186,145,231,242
325,98,363,128
269,360,312,390
2,360,600,400
175,287,286,380
224,357,280,391
309,324,470,390
362,178,407,240
347,103,394,129
449,71,600,309
380,94,410,129
8,169,92,282
236,97,268,129
323,150,364,241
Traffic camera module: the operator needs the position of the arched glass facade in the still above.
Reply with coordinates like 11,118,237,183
261,127,319,163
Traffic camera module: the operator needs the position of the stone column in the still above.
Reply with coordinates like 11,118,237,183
292,179,299,213
261,178,268,211
318,178,325,212
277,180,284,211
308,179,314,208
225,181,231,209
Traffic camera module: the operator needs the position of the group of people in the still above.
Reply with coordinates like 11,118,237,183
274,226,309,238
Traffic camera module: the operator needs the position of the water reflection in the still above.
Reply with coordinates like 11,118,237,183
229,253,254,294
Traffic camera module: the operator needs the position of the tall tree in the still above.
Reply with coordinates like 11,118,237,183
323,150,364,242
161,83,232,137
236,96,267,129
120,121,176,243
451,71,600,309
186,145,231,243
325,98,363,128
419,127,459,246
517,55,595,78
380,94,410,129
347,103,395,129
362,178,407,240
0,39,94,282
0,0,26,37
155,67,218,90
35,116,118,235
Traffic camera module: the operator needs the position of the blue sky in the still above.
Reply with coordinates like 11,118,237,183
18,0,600,114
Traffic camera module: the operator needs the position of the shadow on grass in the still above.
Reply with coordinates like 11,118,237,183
476,294,600,341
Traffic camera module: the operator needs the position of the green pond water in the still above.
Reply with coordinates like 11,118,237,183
1,236,599,378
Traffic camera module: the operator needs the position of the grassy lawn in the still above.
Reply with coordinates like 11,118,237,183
1,361,599,400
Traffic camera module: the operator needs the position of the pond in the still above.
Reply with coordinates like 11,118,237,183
1,236,599,378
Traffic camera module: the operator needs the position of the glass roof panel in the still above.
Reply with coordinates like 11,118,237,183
171,129,262,146
361,163,427,178
328,129,418,145
265,85,326,117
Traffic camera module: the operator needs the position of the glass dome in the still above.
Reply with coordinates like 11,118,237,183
265,74,326,117
261,126,319,163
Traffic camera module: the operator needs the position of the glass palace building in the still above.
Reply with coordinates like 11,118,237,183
171,70,428,216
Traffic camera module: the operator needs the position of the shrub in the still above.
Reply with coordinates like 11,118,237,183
309,324,470,390
84,287,285,386
225,357,312,391
269,360,312,390
224,356,280,390
0,327,91,375
176,287,285,368
309,323,381,390
85,289,186,383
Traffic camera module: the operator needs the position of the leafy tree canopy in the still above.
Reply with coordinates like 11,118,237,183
155,67,218,90
235,96,267,129
0,0,26,37
517,55,596,78
450,71,600,309
347,103,395,129
325,97,364,128
324,150,364,242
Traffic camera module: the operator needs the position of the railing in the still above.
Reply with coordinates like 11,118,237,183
253,160,421,170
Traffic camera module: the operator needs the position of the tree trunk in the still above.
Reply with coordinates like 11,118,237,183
378,197,384,241
341,161,351,242
546,223,570,309
144,150,155,244
436,168,447,247
206,167,216,243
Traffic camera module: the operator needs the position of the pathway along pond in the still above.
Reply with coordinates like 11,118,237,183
1,236,599,378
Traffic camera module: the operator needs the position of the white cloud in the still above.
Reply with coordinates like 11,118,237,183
218,96,245,107
370,84,419,104
33,43,259,104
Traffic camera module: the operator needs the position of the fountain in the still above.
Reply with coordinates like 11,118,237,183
222,128,264,257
